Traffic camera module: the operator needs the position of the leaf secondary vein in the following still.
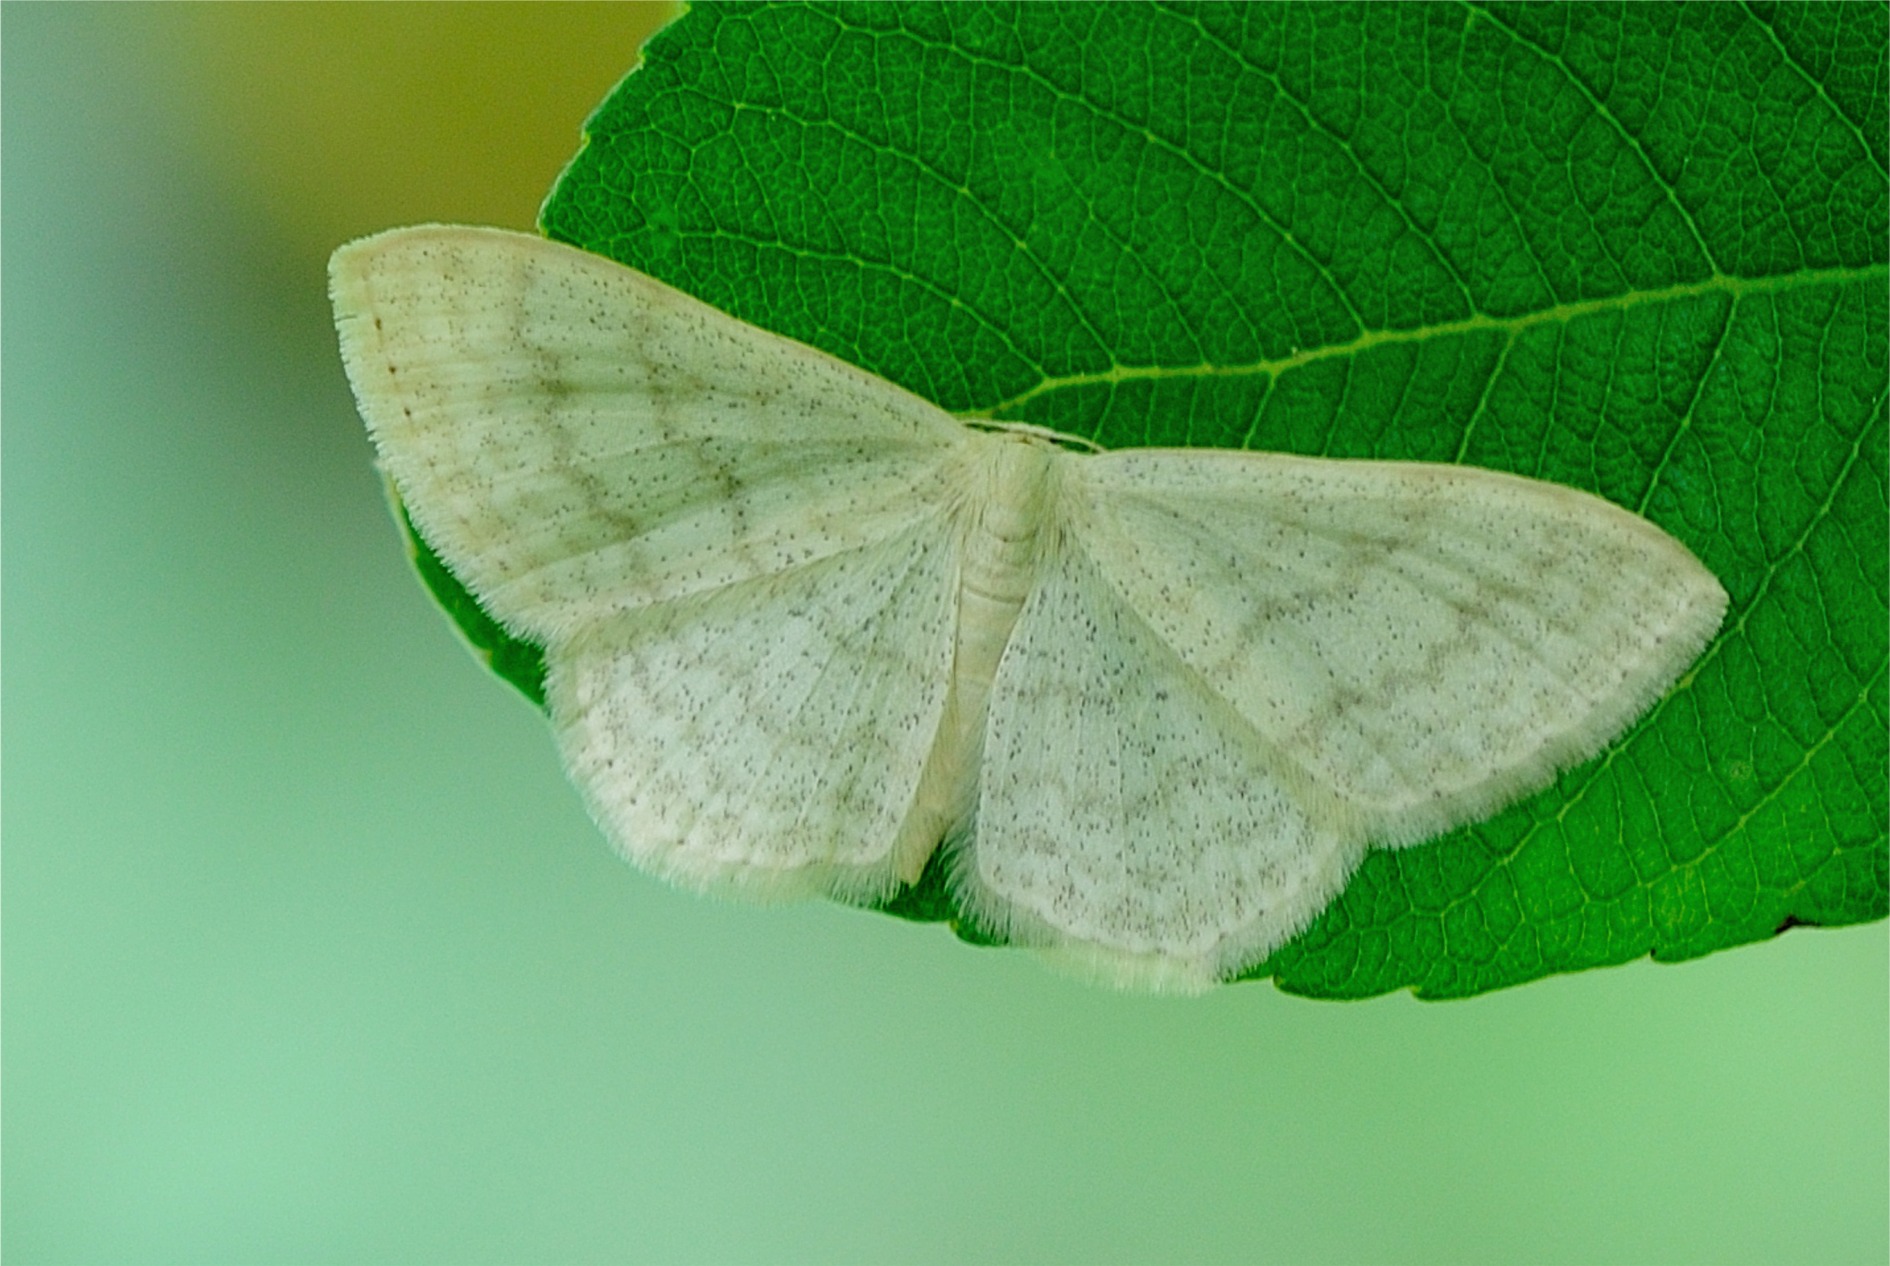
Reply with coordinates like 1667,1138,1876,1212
1741,0,1890,180
1482,357,1885,885
1470,0,1724,277
827,4,1372,337
1157,0,1483,319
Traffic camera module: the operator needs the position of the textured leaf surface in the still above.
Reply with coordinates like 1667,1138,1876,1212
412,1,1887,997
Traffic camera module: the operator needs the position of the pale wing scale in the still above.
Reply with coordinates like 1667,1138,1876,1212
552,518,960,902
1062,450,1729,846
330,226,968,641
960,540,1364,991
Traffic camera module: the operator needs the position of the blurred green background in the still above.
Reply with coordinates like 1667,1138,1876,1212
4,6,1885,1264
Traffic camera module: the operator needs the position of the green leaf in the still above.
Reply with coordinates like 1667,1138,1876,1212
412,1,1888,997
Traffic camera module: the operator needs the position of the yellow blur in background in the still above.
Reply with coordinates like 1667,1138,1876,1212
154,3,674,244
4,7,1885,1265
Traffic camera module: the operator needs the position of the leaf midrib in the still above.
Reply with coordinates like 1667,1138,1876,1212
969,265,1890,418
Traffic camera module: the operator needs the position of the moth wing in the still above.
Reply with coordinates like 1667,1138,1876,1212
330,225,968,642
959,539,1359,991
331,225,978,896
553,516,961,902
1068,450,1727,844
961,449,1725,989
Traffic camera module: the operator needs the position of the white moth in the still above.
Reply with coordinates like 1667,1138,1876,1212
331,226,1728,992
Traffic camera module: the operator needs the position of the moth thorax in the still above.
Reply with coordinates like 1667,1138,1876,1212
959,433,1058,600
